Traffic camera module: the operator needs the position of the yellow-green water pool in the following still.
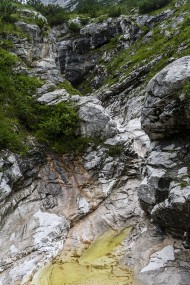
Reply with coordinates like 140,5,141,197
33,228,134,285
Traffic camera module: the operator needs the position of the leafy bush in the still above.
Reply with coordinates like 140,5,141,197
35,102,82,153
108,7,122,17
0,48,40,153
139,0,171,14
0,0,17,22
0,114,25,152
34,16,47,30
0,0,90,155
80,17,89,26
27,0,68,26
107,145,124,157
68,22,80,33
76,0,100,14
0,47,87,154
48,12,68,26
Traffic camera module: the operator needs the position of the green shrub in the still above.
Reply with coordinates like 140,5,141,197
57,80,82,96
108,7,122,17
139,0,172,14
34,16,47,29
68,22,80,33
107,145,124,157
36,102,78,140
0,46,89,155
0,48,41,153
80,17,89,26
0,0,17,22
27,0,69,26
0,114,26,152
76,0,100,15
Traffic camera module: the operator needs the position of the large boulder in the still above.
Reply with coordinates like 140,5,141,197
37,91,118,139
141,56,190,140
77,97,118,138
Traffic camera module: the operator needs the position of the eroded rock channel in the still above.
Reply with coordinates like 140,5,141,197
1,2,190,285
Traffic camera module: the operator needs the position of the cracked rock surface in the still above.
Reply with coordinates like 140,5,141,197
1,8,190,285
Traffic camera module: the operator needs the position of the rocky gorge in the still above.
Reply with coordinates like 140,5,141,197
0,1,190,285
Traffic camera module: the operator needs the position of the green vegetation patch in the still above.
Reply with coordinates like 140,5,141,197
57,80,82,96
27,0,69,26
35,102,83,154
68,21,81,33
0,1,100,155
139,0,172,14
0,0,17,22
0,47,41,153
75,0,142,18
103,1,190,88
107,145,124,157
0,46,88,154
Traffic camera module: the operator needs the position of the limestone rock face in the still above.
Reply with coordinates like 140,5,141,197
12,16,63,84
1,6,190,285
139,57,190,238
56,18,123,85
77,97,118,138
14,20,50,63
141,56,190,140
0,150,124,284
37,91,118,139
0,79,149,285
55,17,141,86
40,0,75,8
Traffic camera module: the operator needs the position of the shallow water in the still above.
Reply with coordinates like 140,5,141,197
33,228,134,285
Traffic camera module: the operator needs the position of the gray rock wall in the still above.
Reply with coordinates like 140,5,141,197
0,6,190,285
139,56,190,239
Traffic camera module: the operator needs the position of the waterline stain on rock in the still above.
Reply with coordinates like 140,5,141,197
33,227,134,285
